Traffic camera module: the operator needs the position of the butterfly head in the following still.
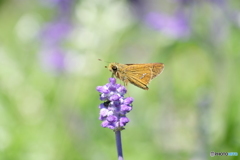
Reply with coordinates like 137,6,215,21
107,63,118,74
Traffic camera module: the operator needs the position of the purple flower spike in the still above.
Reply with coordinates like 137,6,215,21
96,78,134,131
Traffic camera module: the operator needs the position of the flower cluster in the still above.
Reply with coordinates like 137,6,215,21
96,78,134,131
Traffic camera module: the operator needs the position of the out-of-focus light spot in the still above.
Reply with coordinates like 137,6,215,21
73,28,99,50
15,87,44,124
0,127,11,151
65,51,86,74
237,13,240,27
15,14,41,42
0,48,24,90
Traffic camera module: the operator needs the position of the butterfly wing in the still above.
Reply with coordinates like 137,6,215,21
124,63,164,90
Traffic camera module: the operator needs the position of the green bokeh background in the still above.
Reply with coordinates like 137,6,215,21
0,0,239,160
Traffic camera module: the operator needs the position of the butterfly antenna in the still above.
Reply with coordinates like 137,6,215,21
98,59,110,63
98,59,110,68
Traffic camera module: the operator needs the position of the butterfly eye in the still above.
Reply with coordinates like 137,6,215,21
112,66,117,71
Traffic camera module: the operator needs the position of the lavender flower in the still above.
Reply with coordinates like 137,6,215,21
39,48,66,72
38,0,74,73
96,78,134,131
145,12,190,38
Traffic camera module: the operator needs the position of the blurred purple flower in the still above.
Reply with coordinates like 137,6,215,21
41,0,74,14
40,49,66,72
96,78,134,131
39,0,74,73
50,0,73,12
40,20,72,47
128,0,240,41
145,12,190,38
175,0,192,5
208,0,225,4
128,0,147,19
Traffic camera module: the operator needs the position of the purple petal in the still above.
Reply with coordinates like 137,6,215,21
113,101,121,107
100,94,108,101
99,115,105,121
115,84,121,88
100,108,109,117
101,121,109,128
124,97,134,105
121,105,132,112
107,115,118,122
120,117,129,126
98,103,105,109
109,78,116,84
107,124,115,130
109,94,120,101
96,86,109,94
108,85,116,91
117,86,127,95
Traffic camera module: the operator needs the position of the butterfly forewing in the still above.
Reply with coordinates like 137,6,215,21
107,62,164,90
124,63,164,90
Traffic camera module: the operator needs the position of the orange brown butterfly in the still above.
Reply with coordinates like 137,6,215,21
102,61,164,90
